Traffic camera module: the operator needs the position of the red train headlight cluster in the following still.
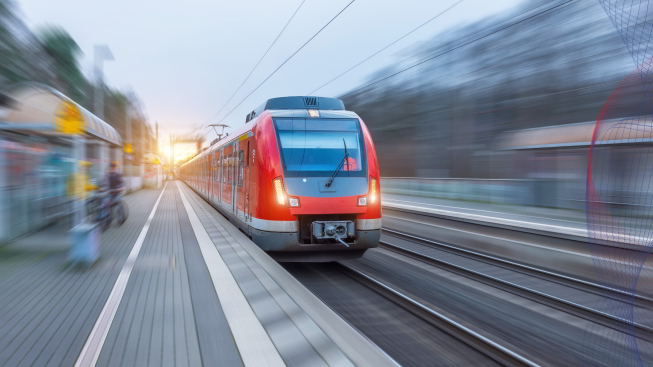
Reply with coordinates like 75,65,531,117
273,177,286,205
369,177,377,204
357,177,377,206
274,176,300,207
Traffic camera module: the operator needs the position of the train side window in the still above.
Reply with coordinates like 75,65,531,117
238,150,244,186
223,156,227,183
231,150,239,185
215,150,221,182
233,150,238,185
228,156,233,184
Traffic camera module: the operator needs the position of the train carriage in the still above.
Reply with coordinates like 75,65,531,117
180,96,381,261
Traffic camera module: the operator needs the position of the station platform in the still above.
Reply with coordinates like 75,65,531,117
382,193,646,245
383,193,589,237
0,181,395,367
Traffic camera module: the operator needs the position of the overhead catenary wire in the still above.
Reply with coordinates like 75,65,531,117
207,0,356,134
199,0,541,141
307,0,464,95
198,0,575,145
339,0,578,99
203,0,307,127
305,0,559,99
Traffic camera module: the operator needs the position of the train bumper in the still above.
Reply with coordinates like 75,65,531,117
251,227,380,261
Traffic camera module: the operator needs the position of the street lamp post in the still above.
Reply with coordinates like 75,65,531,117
93,45,114,178
93,45,114,120
70,44,113,265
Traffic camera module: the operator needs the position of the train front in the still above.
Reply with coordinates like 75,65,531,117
253,98,381,261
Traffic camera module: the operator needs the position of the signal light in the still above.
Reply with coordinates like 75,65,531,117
369,177,377,204
273,177,286,205
308,109,320,117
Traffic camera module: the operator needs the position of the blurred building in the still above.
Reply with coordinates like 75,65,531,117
0,83,121,242
342,0,634,180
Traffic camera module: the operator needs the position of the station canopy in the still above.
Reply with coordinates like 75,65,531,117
0,83,121,146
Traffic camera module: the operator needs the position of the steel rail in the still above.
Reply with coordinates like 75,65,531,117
382,228,653,310
339,262,541,367
380,229,653,343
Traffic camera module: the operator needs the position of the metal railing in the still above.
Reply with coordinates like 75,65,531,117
380,177,586,210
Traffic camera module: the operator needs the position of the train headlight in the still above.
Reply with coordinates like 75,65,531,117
369,177,377,204
357,196,367,206
289,197,300,207
308,109,320,117
273,177,286,205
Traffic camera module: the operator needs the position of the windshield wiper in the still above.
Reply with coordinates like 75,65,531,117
325,139,348,188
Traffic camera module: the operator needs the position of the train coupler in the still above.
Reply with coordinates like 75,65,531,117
312,221,355,246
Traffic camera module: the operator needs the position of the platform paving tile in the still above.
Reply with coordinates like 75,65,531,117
96,183,242,367
0,189,163,367
172,184,243,367
180,183,354,367
1,181,368,367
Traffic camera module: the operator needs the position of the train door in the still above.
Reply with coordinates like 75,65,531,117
219,148,223,205
212,150,218,204
244,140,250,221
236,139,248,221
208,153,212,198
222,147,228,208
223,144,232,208
207,155,211,195
213,151,218,201
232,140,238,214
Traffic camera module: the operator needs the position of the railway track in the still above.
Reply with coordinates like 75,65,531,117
339,262,540,367
379,228,653,343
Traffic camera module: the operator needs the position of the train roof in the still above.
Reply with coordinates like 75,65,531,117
246,96,344,123
264,96,344,110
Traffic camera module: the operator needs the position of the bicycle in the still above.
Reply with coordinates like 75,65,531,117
90,188,128,232
108,188,128,229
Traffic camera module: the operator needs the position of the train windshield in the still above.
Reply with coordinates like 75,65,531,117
274,118,366,177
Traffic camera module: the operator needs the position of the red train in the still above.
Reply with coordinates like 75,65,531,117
180,96,381,261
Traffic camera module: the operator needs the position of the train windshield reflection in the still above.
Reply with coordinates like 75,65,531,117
274,118,365,177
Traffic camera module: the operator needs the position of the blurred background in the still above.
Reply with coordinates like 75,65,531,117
0,0,165,243
4,0,653,366
0,0,648,240
345,0,638,213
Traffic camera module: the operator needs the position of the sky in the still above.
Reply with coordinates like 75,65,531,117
17,0,521,158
